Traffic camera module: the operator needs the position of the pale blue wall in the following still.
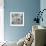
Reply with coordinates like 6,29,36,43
4,0,40,42
40,0,46,27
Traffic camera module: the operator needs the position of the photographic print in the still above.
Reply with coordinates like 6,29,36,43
10,12,24,26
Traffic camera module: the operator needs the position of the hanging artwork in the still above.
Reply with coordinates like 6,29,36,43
10,12,24,26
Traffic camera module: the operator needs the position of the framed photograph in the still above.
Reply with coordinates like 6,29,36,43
10,12,24,26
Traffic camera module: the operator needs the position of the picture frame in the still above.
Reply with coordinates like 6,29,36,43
10,12,24,26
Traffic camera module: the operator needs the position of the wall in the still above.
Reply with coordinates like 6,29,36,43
4,0,40,42
40,0,46,27
0,0,4,41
